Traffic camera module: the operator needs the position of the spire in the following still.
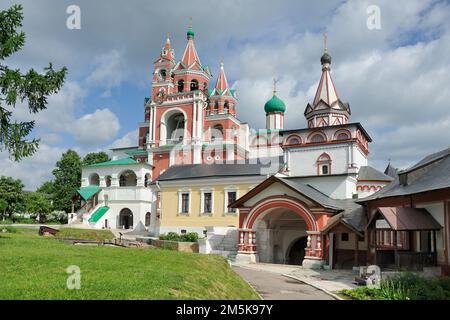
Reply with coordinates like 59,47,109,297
181,18,201,66
160,33,174,61
313,34,338,107
215,61,229,91
165,33,171,49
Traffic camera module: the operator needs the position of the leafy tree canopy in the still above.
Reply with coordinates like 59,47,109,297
0,175,24,217
52,149,81,212
82,151,110,166
0,4,67,161
25,191,52,215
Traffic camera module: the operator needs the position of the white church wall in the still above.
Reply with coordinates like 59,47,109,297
288,175,356,199
288,144,349,177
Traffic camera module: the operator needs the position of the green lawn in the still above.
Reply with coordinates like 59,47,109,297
56,228,115,241
0,228,259,300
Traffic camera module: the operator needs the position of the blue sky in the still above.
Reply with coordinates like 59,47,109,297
1,0,450,189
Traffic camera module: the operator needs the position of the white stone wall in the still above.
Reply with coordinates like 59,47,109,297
288,175,357,199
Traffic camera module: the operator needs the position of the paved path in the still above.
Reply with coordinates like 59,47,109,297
233,266,334,300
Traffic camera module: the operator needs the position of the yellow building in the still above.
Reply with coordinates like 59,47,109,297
150,163,272,236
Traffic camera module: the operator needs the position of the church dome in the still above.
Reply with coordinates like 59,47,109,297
321,52,332,65
187,27,195,39
264,95,286,113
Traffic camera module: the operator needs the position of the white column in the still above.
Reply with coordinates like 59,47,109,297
329,232,334,269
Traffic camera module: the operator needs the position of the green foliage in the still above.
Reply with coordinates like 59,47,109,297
159,232,199,242
24,192,52,222
0,4,67,161
340,272,450,300
82,152,111,166
52,149,81,212
36,181,55,196
0,175,24,218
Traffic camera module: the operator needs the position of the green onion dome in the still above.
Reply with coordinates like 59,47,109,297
264,94,286,113
187,27,195,39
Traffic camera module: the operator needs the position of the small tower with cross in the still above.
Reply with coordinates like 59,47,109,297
264,77,286,131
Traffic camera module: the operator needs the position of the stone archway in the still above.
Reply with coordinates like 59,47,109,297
237,196,324,268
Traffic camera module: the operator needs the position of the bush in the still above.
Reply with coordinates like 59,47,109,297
159,232,199,242
341,272,450,300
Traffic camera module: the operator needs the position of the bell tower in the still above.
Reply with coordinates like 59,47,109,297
304,34,351,128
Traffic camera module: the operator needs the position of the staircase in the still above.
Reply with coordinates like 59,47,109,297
210,229,239,262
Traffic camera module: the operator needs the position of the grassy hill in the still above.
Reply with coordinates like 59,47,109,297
0,228,259,300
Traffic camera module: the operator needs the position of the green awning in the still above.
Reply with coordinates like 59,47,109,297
77,185,101,201
88,206,110,222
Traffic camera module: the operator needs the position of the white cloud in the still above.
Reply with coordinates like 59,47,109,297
73,109,120,145
110,130,139,149
0,144,65,190
85,50,127,97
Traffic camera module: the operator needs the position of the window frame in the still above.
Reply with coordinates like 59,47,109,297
178,190,191,215
224,187,239,215
200,188,214,215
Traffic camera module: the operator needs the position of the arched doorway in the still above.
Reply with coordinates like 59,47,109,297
119,208,133,229
242,196,317,265
287,236,308,265
252,207,308,264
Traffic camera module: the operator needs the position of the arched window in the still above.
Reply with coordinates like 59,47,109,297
89,173,100,186
309,133,326,143
119,170,137,187
335,130,350,141
177,80,184,93
190,79,199,91
286,135,301,145
317,153,332,176
145,212,151,227
206,105,211,115
105,175,111,187
224,101,230,113
214,101,219,114
211,124,224,141
159,69,166,79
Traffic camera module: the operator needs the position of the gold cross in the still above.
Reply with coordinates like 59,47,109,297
323,32,328,53
189,17,193,28
273,78,278,95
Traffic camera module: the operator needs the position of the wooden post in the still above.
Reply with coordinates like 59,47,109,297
354,233,359,267
393,231,398,268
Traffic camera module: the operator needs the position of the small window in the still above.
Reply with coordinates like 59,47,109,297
227,191,237,213
190,79,199,91
203,192,212,213
310,134,325,143
177,80,184,93
341,233,349,241
145,212,151,227
224,101,230,113
181,193,189,214
214,102,219,114
322,165,329,175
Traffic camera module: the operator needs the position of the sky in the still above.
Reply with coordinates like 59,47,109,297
0,0,449,190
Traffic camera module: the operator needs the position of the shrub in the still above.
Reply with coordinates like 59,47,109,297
341,273,450,300
159,232,199,242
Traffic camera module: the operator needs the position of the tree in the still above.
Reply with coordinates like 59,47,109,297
52,149,81,212
0,198,7,221
82,151,110,166
36,180,55,196
24,192,52,222
0,4,67,161
0,175,24,219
